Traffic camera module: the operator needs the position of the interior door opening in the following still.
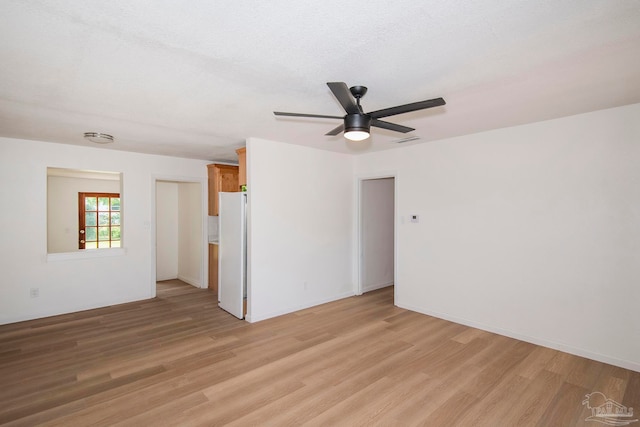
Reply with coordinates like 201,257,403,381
155,180,204,292
359,176,395,299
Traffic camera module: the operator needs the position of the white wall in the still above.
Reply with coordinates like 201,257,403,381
360,177,395,292
355,103,640,372
156,181,179,280
0,137,209,325
246,137,355,322
47,175,120,253
177,182,202,286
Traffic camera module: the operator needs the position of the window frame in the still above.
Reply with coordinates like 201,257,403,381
78,192,121,250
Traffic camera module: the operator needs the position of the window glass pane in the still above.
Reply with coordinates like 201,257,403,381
85,242,98,249
85,197,97,211
98,197,110,211
111,226,121,240
85,227,97,241
111,241,121,248
111,212,121,225
98,212,110,226
111,198,120,211
85,212,97,226
98,241,110,248
98,226,110,240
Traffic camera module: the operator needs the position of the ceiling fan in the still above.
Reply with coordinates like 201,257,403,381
274,82,445,141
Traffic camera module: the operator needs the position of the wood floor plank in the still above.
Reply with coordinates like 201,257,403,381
504,369,566,426
516,345,559,379
455,373,531,426
534,381,591,426
622,372,640,413
1,280,638,426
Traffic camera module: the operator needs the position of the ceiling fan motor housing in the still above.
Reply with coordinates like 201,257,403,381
345,113,371,132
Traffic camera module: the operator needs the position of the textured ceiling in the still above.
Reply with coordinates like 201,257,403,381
1,1,639,162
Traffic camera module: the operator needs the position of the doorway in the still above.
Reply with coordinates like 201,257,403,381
153,179,206,296
358,176,396,298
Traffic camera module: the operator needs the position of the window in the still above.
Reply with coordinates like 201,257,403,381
47,168,122,254
79,193,121,249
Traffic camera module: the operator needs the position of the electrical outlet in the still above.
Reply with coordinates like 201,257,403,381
410,214,420,223
30,288,39,298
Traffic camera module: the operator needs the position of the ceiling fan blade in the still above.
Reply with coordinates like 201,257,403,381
327,82,360,114
325,123,344,136
369,97,446,119
274,111,343,119
371,119,414,133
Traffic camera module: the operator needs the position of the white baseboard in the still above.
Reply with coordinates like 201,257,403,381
362,281,393,293
177,274,201,288
0,294,152,326
247,291,355,323
396,302,640,373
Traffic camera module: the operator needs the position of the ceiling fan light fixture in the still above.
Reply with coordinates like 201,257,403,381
344,114,371,141
84,132,114,144
344,130,370,141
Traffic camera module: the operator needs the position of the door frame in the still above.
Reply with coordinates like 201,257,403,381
150,174,208,298
355,173,397,301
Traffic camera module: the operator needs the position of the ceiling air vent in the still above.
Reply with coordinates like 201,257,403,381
392,136,420,144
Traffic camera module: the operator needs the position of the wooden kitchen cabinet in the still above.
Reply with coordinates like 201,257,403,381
236,147,246,189
207,164,239,216
208,244,218,293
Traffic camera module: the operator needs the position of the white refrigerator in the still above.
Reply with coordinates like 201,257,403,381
218,192,246,319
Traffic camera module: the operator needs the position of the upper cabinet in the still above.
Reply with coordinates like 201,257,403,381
207,164,239,215
236,147,246,189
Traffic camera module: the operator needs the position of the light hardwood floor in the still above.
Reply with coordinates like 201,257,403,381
1,280,638,426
